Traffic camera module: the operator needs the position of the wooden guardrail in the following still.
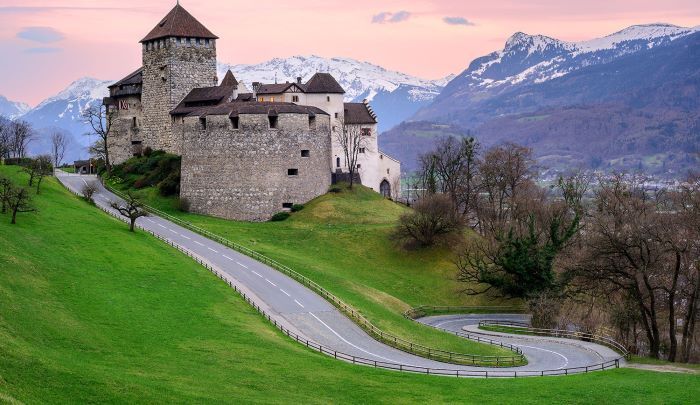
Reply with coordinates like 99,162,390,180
101,180,526,367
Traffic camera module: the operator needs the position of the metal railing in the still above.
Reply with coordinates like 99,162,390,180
100,181,526,366
55,175,624,377
478,320,630,359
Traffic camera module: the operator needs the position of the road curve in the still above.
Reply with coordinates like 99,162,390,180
57,172,623,376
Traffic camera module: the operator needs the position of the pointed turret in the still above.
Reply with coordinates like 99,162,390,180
140,4,218,43
220,70,238,87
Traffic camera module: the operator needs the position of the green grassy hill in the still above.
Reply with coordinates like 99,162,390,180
1,166,698,403
108,174,518,356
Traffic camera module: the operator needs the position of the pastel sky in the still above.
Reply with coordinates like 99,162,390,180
1,0,699,106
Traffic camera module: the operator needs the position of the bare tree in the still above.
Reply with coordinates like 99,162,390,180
418,136,480,220
9,120,33,159
82,104,115,175
81,181,99,203
568,174,699,360
392,193,464,248
50,131,69,168
335,115,370,188
8,186,34,224
33,155,53,194
22,159,39,187
0,116,10,160
110,192,148,232
0,176,12,213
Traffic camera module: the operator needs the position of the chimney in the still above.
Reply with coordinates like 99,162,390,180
297,76,302,85
252,81,261,98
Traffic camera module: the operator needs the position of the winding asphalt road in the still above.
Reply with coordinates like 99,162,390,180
58,172,623,376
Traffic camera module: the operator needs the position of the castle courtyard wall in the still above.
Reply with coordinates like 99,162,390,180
180,113,332,221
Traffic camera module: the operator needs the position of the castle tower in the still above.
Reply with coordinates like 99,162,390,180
140,4,218,154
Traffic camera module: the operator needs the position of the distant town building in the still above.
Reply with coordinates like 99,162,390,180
105,4,400,221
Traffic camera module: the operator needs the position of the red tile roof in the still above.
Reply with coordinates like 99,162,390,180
141,4,218,43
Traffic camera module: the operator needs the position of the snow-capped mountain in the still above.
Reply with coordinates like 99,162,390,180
19,78,111,162
417,23,699,124
391,24,700,177
219,55,450,131
0,95,30,119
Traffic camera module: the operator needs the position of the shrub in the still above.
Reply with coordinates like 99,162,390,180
158,172,180,196
143,146,153,157
392,193,464,249
270,212,290,222
329,185,343,193
175,197,190,212
290,204,304,212
81,182,99,204
133,177,147,189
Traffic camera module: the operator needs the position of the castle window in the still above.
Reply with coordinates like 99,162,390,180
380,154,383,159
287,169,298,176
205,39,210,47
361,128,372,136
199,117,207,130
387,168,390,174
359,147,365,154
308,115,316,129
327,96,331,102
132,117,137,128
357,164,361,169
230,116,239,129
332,126,336,132
268,115,278,129
292,95,299,103
336,157,341,168
282,203,293,209
301,150,310,157
334,112,338,118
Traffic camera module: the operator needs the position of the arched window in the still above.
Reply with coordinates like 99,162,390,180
336,157,341,168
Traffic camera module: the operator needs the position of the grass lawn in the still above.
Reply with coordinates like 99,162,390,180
1,166,698,403
107,179,521,357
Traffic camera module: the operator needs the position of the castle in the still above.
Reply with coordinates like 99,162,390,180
105,4,400,221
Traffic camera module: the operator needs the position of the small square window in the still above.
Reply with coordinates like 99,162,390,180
359,148,366,154
357,164,361,169
288,168,299,176
387,168,390,174
308,115,316,129
282,202,293,209
269,116,278,129
301,150,310,157
132,117,137,128
334,112,338,118
361,128,372,136
332,126,336,132
292,95,299,103
199,117,207,130
230,116,239,129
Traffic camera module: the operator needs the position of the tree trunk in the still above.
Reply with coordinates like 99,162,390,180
129,218,135,232
36,177,43,194
667,251,681,362
11,205,18,224
680,268,699,362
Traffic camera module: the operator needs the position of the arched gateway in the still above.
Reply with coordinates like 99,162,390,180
380,179,391,198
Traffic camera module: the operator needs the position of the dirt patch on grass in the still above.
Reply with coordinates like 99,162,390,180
626,363,699,374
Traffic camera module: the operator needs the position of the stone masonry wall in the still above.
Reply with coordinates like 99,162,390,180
141,38,217,157
180,113,332,221
107,95,143,164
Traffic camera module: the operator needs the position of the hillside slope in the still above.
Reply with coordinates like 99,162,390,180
1,166,698,402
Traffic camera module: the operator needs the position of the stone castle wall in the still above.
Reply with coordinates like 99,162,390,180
180,113,332,221
107,95,143,164
141,38,217,156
